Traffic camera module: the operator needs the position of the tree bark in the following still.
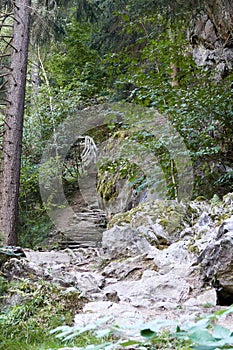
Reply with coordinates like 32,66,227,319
0,0,31,245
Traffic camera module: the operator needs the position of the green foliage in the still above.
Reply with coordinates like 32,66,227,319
97,157,146,202
166,78,233,197
19,156,52,248
18,211,53,248
97,127,180,203
0,279,89,350
0,231,3,246
20,83,88,247
99,7,233,197
18,0,233,246
45,20,106,94
51,306,233,349
51,317,191,349
174,306,233,349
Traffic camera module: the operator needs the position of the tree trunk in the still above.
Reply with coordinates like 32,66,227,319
0,0,31,245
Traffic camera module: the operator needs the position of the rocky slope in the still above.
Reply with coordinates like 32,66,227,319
1,193,233,349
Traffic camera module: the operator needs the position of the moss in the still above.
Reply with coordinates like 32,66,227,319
108,203,145,228
188,244,199,254
108,199,186,238
194,196,208,201
97,129,145,208
141,200,186,235
97,168,120,203
210,194,221,205
154,204,186,234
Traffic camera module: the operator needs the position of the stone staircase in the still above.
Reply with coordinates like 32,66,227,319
59,207,107,249
47,167,108,249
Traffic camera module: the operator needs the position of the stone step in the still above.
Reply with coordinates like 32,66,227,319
72,214,106,221
58,204,106,249
59,241,98,248
70,221,107,229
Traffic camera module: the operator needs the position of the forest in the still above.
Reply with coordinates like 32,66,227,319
0,0,232,247
0,1,233,349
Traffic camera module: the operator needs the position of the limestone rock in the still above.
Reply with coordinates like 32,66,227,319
217,215,233,239
3,194,233,349
75,301,145,328
2,249,104,297
108,199,187,241
151,241,194,276
2,258,46,281
103,269,192,307
102,254,158,281
184,288,217,307
198,215,233,305
25,250,71,265
102,224,153,255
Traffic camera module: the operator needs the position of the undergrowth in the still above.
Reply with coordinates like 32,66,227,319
0,277,100,350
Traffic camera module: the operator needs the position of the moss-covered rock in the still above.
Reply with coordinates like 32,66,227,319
96,129,147,217
107,193,233,249
108,199,187,242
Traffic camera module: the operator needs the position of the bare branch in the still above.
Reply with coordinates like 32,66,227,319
0,98,11,104
0,35,13,39
2,40,16,51
0,53,11,57
0,24,13,28
0,65,12,71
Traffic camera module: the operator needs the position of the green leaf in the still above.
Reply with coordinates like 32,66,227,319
212,325,232,339
63,330,80,341
188,329,216,343
50,325,71,334
120,339,142,347
140,328,156,338
188,329,233,348
179,318,210,333
140,318,177,338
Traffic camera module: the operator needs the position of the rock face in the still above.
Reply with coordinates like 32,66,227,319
189,3,233,78
198,215,233,305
